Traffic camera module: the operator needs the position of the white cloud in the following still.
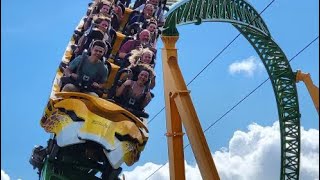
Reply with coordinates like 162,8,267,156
228,56,264,77
123,122,319,180
122,162,200,180
1,170,10,180
123,162,170,179
1,170,22,180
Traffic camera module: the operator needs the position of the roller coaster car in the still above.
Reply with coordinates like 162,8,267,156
32,92,149,179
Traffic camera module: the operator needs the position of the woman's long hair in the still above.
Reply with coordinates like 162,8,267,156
128,48,155,67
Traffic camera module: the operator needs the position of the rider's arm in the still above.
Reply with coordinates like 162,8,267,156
116,80,132,97
141,92,152,108
65,56,81,79
92,65,109,89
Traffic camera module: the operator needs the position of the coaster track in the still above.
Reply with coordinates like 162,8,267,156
163,0,300,179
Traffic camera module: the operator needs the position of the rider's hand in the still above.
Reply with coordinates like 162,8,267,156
74,48,80,54
145,93,152,101
71,73,78,80
123,80,132,86
63,68,71,77
92,82,101,88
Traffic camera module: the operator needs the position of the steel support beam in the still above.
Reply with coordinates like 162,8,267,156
162,35,220,180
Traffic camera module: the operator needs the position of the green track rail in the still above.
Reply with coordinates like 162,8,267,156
163,0,300,179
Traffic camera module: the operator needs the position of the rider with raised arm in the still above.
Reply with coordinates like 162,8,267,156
115,68,153,117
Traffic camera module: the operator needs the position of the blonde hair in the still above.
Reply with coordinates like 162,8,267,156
101,0,113,6
129,48,154,65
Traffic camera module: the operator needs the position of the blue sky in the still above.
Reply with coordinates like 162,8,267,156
1,0,319,179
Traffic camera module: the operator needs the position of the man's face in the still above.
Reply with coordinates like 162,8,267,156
90,45,105,60
143,5,154,18
100,4,111,15
139,31,150,43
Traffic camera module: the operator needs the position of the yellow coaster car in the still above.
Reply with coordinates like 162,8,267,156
31,92,149,179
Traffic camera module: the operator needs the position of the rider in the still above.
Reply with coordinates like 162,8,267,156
117,29,153,67
128,48,156,89
115,68,153,116
61,40,109,97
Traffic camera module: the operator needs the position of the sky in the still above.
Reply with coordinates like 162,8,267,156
1,0,319,180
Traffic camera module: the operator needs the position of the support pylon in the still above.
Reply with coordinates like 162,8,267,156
161,35,220,180
162,35,186,180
